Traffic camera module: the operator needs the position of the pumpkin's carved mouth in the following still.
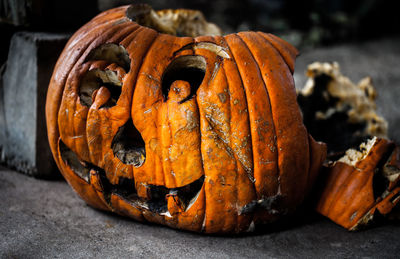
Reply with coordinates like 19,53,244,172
59,140,204,214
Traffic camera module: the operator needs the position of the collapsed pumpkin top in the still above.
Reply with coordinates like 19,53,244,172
126,3,222,37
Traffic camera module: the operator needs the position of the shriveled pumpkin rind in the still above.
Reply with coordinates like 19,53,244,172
316,138,400,230
46,5,326,234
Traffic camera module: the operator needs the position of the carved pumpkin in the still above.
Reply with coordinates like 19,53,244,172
46,5,326,233
316,137,400,230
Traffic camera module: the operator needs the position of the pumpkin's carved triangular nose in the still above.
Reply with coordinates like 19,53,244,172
112,118,146,168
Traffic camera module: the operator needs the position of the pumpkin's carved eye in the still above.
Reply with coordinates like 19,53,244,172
79,69,122,107
111,119,146,167
79,43,130,108
161,55,206,102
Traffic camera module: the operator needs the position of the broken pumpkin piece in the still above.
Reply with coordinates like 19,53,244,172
297,62,388,155
315,137,400,230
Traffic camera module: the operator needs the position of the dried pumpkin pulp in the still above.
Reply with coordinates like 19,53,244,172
46,4,326,233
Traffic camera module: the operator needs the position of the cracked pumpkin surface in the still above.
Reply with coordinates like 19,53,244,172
46,4,326,234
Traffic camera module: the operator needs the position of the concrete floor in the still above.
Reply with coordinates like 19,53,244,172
1,167,399,258
1,37,400,258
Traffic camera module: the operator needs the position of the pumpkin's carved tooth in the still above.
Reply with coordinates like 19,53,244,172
111,119,146,167
59,140,90,182
246,221,256,232
144,185,169,213
90,167,138,206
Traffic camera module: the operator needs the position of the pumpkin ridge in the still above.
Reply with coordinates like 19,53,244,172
193,52,206,194
219,36,256,231
191,42,207,226
316,163,351,214
222,35,256,184
331,145,387,224
132,32,161,186
234,33,280,197
199,100,206,226
324,166,353,216
333,172,373,226
123,28,159,112
239,31,310,210
198,47,243,231
219,63,240,231
219,35,255,175
194,36,238,232
327,166,368,226
248,32,305,194
257,33,293,74
120,25,144,48
257,32,298,74
107,23,141,46
165,102,175,187
125,29,158,104
161,36,198,188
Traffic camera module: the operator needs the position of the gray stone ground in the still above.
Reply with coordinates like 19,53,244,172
1,167,399,258
1,38,400,258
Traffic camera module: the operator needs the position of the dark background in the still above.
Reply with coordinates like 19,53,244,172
1,0,400,64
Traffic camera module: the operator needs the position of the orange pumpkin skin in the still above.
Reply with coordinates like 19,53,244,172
316,138,400,230
46,5,326,233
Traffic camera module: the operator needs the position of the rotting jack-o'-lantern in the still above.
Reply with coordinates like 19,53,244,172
46,4,326,234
